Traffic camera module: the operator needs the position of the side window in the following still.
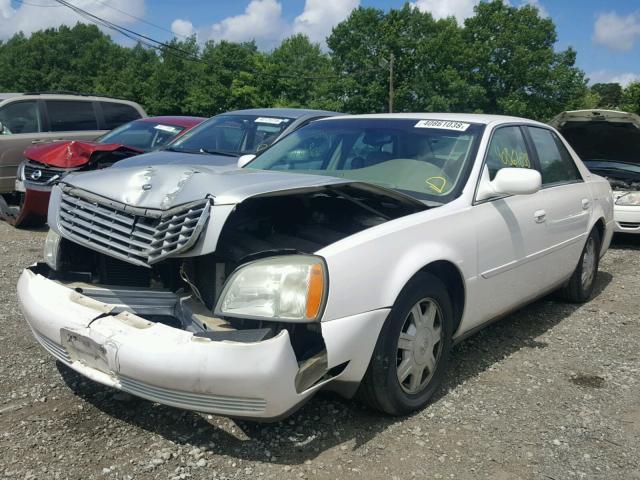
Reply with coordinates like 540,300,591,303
528,127,582,185
46,101,98,131
0,100,41,134
485,126,532,179
101,102,142,129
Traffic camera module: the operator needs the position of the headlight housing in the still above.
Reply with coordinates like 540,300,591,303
215,255,327,322
17,161,26,181
615,191,640,206
43,229,62,271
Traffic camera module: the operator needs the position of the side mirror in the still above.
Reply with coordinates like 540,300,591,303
477,167,541,201
237,154,256,168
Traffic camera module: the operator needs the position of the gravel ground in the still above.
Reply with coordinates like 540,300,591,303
1,221,639,480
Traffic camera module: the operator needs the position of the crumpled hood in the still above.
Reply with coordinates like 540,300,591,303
60,163,352,209
24,140,143,168
112,150,238,169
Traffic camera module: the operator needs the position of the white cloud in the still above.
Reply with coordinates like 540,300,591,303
593,11,640,52
521,0,548,18
410,0,547,24
207,0,287,48
171,19,195,38
411,0,478,24
293,0,359,44
0,0,145,39
173,0,359,50
589,70,640,87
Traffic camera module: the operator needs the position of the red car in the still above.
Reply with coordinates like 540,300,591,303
10,116,205,227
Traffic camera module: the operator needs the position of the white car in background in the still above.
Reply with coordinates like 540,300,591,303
550,109,640,234
18,113,613,420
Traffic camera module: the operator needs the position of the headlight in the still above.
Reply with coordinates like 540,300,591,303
215,255,327,322
17,161,26,181
615,191,640,206
43,229,62,271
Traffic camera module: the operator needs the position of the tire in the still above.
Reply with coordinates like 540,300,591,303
358,272,453,415
560,228,601,303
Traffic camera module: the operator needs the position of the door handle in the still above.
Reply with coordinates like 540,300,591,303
534,209,546,223
581,198,591,210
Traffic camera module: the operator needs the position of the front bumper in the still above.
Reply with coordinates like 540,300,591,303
18,267,387,419
19,268,312,419
13,186,51,227
613,204,640,234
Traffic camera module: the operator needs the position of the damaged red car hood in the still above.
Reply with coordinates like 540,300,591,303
24,140,143,168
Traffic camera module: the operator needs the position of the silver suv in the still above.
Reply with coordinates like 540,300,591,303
0,92,146,195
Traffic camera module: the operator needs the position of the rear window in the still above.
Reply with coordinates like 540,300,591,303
101,102,142,129
46,101,98,132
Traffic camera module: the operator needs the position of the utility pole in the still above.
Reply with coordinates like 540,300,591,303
388,53,395,113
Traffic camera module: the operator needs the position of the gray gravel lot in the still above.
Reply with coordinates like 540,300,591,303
1,222,639,480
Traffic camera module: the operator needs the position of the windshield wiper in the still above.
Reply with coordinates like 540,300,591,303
199,148,236,157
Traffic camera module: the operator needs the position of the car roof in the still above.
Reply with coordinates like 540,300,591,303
318,112,547,127
0,92,144,108
0,93,22,101
222,108,343,119
136,116,206,128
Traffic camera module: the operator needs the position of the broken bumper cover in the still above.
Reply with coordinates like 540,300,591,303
17,268,318,419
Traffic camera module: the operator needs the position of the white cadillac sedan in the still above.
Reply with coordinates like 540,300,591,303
18,114,614,420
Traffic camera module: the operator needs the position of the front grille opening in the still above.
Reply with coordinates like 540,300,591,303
57,188,209,267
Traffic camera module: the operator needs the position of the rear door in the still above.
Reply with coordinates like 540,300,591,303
43,100,106,142
524,126,591,284
0,100,47,193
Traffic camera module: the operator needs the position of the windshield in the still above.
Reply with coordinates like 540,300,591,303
246,118,484,202
559,121,640,164
99,120,186,151
167,114,294,156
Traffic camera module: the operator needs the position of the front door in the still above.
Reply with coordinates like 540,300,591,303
472,125,550,327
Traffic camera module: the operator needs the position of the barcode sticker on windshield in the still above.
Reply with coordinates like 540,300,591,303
255,117,285,125
154,124,180,133
414,120,470,131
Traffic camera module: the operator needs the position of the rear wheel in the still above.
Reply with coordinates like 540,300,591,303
560,228,601,303
358,273,453,415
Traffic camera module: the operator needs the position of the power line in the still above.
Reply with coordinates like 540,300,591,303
51,0,345,80
89,0,189,39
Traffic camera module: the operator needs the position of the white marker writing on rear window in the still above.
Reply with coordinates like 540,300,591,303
255,117,285,125
414,120,470,132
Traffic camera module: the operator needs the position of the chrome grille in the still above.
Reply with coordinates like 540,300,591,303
57,188,210,267
24,163,64,185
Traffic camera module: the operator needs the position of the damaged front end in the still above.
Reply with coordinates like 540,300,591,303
10,141,142,227
19,166,425,418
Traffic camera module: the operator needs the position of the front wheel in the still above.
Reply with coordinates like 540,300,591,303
358,273,453,415
560,228,601,303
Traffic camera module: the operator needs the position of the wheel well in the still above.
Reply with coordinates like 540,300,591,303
593,217,605,249
419,261,465,335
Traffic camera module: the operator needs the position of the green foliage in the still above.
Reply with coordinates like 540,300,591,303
0,10,602,121
620,83,640,114
591,83,623,109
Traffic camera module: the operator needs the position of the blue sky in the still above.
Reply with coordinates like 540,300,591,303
4,0,640,85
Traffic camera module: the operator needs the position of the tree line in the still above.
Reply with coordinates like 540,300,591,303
0,1,637,121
